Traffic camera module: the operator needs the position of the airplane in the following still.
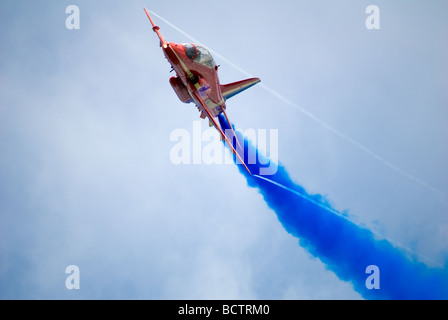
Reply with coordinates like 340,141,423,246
143,8,260,174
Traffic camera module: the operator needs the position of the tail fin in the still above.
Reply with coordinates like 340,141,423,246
220,78,261,100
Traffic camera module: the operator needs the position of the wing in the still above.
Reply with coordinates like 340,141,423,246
192,91,251,174
220,78,261,100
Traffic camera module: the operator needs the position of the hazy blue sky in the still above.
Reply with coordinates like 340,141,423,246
1,1,447,299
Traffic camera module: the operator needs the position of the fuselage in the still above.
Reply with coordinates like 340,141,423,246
144,7,259,174
162,42,226,117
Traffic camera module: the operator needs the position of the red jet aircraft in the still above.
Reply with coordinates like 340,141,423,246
144,8,260,174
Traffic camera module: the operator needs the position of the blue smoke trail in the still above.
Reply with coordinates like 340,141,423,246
218,114,448,300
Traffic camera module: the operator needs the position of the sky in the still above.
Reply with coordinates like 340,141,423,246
1,1,447,299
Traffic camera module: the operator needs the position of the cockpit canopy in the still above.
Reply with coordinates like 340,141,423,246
183,43,216,69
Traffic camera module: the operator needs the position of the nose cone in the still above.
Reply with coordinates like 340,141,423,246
167,42,184,54
162,42,184,65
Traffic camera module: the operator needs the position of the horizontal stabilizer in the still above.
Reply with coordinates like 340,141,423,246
220,78,260,100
